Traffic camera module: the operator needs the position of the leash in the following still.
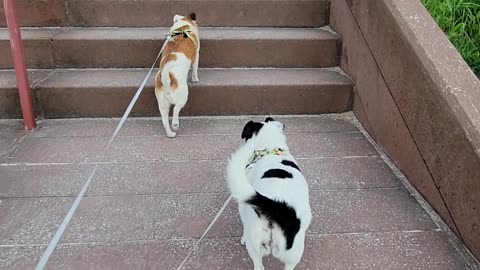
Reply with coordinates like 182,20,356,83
176,195,233,270
35,38,170,270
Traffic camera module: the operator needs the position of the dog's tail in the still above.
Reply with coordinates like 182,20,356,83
226,143,257,202
160,62,176,92
226,143,301,249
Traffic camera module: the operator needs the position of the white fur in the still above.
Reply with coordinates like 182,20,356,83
155,15,200,138
226,121,312,270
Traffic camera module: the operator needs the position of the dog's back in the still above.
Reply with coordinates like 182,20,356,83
154,13,200,138
246,154,311,252
226,119,312,269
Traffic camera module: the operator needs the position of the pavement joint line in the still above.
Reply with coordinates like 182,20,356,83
0,155,380,166
34,46,165,270
27,130,361,139
351,117,480,268
0,187,405,200
0,229,450,249
27,113,356,121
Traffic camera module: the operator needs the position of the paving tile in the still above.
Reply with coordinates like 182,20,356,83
207,188,436,238
0,246,44,270
4,137,108,163
103,132,375,163
4,125,372,164
103,135,237,162
182,232,474,270
0,120,25,161
31,115,358,138
0,139,13,158
0,120,25,139
86,156,399,196
0,197,73,245
309,188,437,234
288,132,377,158
62,193,229,243
46,240,194,270
87,161,226,195
0,164,92,197
300,157,400,189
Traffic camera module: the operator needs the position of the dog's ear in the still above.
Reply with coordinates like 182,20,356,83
241,121,263,141
188,12,196,21
265,117,275,122
173,14,183,22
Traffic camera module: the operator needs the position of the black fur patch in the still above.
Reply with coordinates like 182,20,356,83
261,169,293,179
281,160,300,171
246,192,301,250
265,117,275,122
188,12,196,21
241,121,264,141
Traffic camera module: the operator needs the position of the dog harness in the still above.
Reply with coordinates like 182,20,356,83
246,147,286,168
167,29,197,46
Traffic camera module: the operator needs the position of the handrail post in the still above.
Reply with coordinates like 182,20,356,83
3,0,36,130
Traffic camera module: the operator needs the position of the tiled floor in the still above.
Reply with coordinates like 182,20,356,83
0,114,478,269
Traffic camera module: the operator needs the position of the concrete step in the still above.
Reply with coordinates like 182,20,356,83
0,27,339,69
0,68,353,118
0,0,329,27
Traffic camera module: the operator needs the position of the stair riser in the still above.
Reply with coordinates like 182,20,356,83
31,85,351,118
0,39,54,69
0,0,328,27
0,37,338,69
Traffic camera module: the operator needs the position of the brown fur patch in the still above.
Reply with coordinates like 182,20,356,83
160,26,198,62
169,72,178,90
155,54,178,93
154,23,198,92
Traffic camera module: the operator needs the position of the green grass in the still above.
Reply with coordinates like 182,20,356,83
422,0,480,76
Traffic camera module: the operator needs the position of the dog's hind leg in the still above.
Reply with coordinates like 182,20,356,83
238,204,248,245
191,48,199,82
156,95,176,138
245,239,265,270
171,85,188,131
171,104,184,131
279,234,305,270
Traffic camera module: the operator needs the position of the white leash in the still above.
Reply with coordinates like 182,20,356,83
176,195,233,270
35,40,169,270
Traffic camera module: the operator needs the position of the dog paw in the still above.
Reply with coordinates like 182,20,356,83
166,131,177,138
172,122,179,131
191,76,199,83
240,236,246,246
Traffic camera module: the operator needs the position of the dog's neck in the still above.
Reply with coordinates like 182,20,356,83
170,20,198,35
251,125,289,153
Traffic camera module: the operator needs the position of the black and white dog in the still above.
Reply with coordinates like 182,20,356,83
226,117,312,270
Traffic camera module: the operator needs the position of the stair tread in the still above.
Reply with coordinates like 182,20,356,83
0,27,338,41
36,68,352,89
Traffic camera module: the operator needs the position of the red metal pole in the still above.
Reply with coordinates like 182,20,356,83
3,0,35,130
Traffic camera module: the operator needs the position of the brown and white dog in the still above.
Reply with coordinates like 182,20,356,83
154,13,199,138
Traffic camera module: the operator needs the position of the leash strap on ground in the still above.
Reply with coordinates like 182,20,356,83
35,40,169,270
176,195,233,270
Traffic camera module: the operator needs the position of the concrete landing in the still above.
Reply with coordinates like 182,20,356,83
0,114,477,269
